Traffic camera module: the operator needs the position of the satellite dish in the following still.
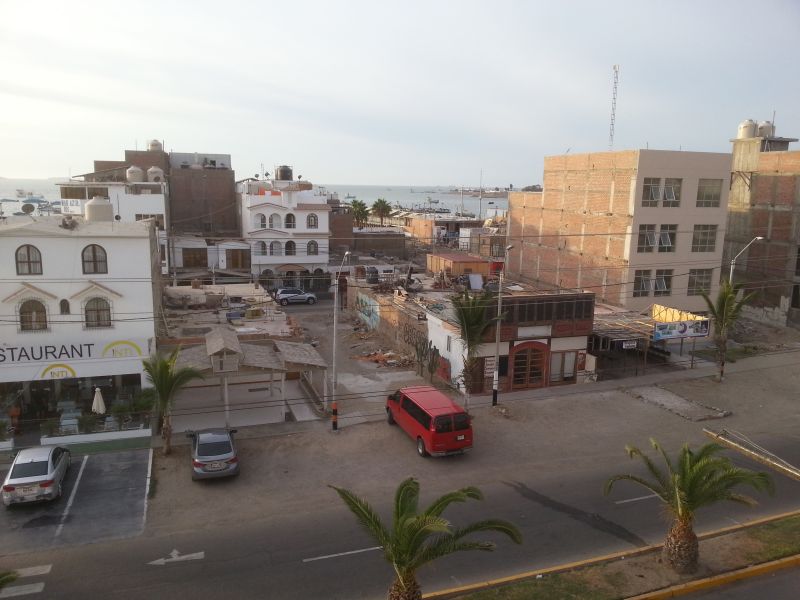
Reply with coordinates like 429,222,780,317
21,203,35,214
115,214,121,221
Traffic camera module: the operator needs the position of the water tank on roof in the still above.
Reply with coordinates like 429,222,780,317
737,119,757,139
757,121,775,138
85,196,114,222
126,165,145,182
147,166,165,182
275,165,293,181
148,139,163,152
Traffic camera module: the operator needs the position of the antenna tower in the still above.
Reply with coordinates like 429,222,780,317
608,65,620,150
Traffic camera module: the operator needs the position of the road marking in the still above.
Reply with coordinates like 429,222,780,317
13,566,51,578
142,447,153,529
303,546,382,563
0,583,45,598
53,454,88,540
148,549,205,566
614,493,659,505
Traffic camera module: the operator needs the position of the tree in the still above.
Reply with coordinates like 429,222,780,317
351,200,369,228
331,477,522,600
141,348,203,456
702,280,755,382
451,290,498,401
426,342,441,383
604,439,773,574
0,572,18,591
371,198,392,226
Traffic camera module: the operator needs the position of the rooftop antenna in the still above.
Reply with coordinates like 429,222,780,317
608,64,620,150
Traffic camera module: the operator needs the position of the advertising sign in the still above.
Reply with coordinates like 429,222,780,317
653,319,709,341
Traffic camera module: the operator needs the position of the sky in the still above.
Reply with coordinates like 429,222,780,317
2,0,799,186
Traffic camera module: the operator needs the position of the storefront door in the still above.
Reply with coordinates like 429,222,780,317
510,342,548,390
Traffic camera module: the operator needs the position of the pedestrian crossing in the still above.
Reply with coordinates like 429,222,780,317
0,565,50,598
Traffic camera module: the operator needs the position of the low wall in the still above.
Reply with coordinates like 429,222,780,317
41,427,152,446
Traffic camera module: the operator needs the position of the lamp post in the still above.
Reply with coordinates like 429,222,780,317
729,236,764,283
492,245,514,407
331,251,351,407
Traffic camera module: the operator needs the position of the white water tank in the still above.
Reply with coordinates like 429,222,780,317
147,166,165,182
148,139,163,152
126,165,145,182
85,196,114,222
737,119,757,139
757,121,775,138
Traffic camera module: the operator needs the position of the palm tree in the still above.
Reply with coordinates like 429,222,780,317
0,572,17,591
451,290,498,402
331,477,522,600
141,348,203,456
604,439,773,574
702,280,755,382
371,198,392,226
351,199,369,228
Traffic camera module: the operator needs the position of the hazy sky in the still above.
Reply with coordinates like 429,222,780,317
2,0,798,186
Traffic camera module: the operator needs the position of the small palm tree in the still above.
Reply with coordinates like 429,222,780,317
0,572,18,590
351,199,369,228
371,198,393,226
702,280,755,382
604,439,773,574
141,348,203,456
331,477,522,600
451,290,498,401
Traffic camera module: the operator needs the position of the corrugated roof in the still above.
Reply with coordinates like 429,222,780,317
205,328,242,356
273,340,328,369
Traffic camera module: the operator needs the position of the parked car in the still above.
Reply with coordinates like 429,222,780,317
274,288,317,306
2,446,71,507
187,429,240,480
386,386,473,457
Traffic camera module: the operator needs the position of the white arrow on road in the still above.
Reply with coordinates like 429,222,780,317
148,549,205,566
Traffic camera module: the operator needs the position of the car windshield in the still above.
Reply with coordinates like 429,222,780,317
10,460,49,479
197,441,232,456
454,413,470,431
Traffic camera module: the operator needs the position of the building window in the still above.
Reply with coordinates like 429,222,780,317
642,178,660,207
549,351,577,384
256,213,267,229
82,244,108,274
307,214,318,229
269,214,281,229
59,299,70,315
285,214,296,229
691,225,718,252
269,241,282,256
182,248,208,268
85,297,112,328
446,336,451,352
19,299,48,331
307,241,319,256
637,224,656,253
633,270,651,297
654,269,673,297
285,241,296,256
256,241,267,255
688,269,713,296
662,178,682,207
696,179,723,207
15,244,43,275
658,224,677,253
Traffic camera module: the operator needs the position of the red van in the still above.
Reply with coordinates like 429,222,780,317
386,386,472,457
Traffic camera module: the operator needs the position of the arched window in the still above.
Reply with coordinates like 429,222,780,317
256,241,267,255
82,244,108,274
59,299,70,315
269,241,282,256
285,214,296,229
19,299,47,331
307,241,319,256
285,241,296,256
85,297,112,329
255,213,267,229
16,245,42,275
269,214,281,229
307,213,318,229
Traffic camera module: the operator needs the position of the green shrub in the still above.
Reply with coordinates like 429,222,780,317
111,403,130,431
41,419,59,437
78,414,97,434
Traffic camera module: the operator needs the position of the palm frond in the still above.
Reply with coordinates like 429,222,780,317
448,518,523,545
411,540,496,570
393,477,421,532
604,474,666,501
423,486,483,518
329,485,391,548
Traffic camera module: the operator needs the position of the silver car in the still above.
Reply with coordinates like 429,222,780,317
2,446,71,507
188,429,240,480
274,288,317,306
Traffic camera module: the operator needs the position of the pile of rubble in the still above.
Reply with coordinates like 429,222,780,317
351,349,415,368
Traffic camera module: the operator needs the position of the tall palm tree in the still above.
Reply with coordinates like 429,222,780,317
331,477,522,600
351,199,369,228
0,572,18,591
371,198,393,226
141,348,203,455
604,439,773,574
451,290,498,401
702,280,755,382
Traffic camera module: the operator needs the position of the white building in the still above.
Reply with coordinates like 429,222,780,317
238,166,332,290
58,176,167,229
0,198,159,422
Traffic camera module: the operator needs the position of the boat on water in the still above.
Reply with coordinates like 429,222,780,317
344,193,356,200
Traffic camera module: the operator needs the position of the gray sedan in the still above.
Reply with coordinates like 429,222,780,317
2,446,71,507
188,429,240,480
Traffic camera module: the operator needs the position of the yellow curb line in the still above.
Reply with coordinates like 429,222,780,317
422,509,800,599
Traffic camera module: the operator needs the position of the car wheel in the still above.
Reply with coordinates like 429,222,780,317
417,438,428,458
386,409,395,425
280,299,289,306
307,297,316,305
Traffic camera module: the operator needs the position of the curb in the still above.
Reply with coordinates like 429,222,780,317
422,509,800,599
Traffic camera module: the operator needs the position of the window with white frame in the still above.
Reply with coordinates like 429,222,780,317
307,241,319,255
642,178,660,207
687,269,713,296
269,241,282,256
307,214,318,229
255,213,266,228
691,224,718,252
59,299,70,315
285,214,296,229
285,240,296,255
633,270,651,297
662,178,682,207
696,179,723,207
16,244,43,275
19,299,48,331
637,224,656,252
82,244,108,274
658,224,677,253
654,269,673,297
85,297,112,328
269,214,281,229
256,241,267,255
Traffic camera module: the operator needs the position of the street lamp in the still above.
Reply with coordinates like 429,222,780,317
729,236,764,283
331,251,351,407
492,245,514,407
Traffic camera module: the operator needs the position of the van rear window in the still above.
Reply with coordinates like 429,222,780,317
454,413,470,431
434,416,453,433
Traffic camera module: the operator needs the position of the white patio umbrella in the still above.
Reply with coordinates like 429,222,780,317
91,387,106,415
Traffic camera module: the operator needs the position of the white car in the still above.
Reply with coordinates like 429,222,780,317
2,446,71,507
273,288,317,306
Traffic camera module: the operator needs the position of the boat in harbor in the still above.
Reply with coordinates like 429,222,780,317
344,193,356,200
